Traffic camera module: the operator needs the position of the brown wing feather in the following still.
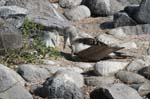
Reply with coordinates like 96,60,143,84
75,45,124,61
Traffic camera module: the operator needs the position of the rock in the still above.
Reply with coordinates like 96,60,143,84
75,62,94,71
34,71,84,99
83,0,124,16
41,60,56,65
0,5,28,28
132,0,150,24
5,0,70,30
44,66,83,74
138,83,150,96
119,41,137,49
85,76,117,86
59,0,82,8
0,0,6,6
113,12,137,27
116,71,146,84
41,30,60,47
96,33,121,46
90,83,142,99
83,0,110,16
0,84,33,99
121,24,150,35
0,21,22,52
107,28,127,38
0,6,28,18
64,5,91,21
127,59,147,72
53,70,84,88
94,61,128,76
138,66,150,80
0,64,25,91
124,5,139,18
17,64,50,83
0,64,33,99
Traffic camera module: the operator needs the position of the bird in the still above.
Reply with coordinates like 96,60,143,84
63,26,130,61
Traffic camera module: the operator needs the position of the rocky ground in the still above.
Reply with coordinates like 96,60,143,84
0,0,150,99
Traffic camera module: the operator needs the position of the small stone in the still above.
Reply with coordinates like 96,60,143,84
116,71,146,84
107,28,127,38
94,61,128,76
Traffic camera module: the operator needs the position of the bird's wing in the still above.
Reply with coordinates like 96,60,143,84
75,45,125,62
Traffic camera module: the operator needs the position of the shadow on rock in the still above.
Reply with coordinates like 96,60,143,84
100,21,114,29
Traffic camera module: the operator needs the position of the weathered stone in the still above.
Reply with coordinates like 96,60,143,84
0,6,28,18
34,71,84,99
138,66,150,80
113,12,137,27
17,64,50,83
44,66,83,74
64,5,91,21
0,64,32,99
127,59,147,72
90,83,142,99
85,76,117,86
138,83,150,96
119,41,137,49
116,71,146,84
0,64,24,92
5,0,70,30
0,84,33,99
96,33,121,46
107,28,127,38
59,0,82,8
132,0,150,24
83,0,124,16
94,61,128,76
121,24,150,35
124,5,139,18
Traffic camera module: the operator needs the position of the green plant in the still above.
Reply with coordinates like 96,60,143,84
0,19,61,66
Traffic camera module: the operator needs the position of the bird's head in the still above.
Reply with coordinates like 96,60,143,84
63,26,78,49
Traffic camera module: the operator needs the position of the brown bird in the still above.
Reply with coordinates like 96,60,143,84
64,26,129,62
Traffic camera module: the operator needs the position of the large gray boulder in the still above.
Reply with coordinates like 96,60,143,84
64,5,91,21
33,70,84,99
0,6,28,28
116,71,146,84
0,6,28,18
83,0,124,16
94,61,128,76
4,0,70,30
17,64,50,83
113,12,137,27
132,0,150,24
0,64,33,99
59,0,82,8
90,83,142,99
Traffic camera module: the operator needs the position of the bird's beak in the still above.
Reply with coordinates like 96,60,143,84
63,32,68,49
